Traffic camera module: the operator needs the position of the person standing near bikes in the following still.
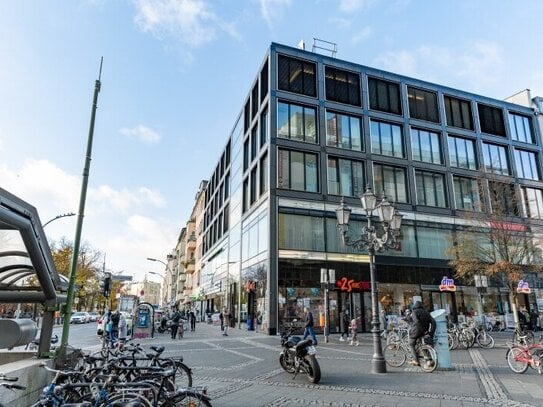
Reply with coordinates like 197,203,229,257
407,301,436,366
109,311,120,348
171,309,181,339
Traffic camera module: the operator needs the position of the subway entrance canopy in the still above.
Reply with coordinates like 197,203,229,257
0,187,67,355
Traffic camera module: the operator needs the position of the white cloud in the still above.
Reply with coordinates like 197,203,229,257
119,125,161,143
0,159,176,280
133,0,239,46
339,0,375,13
257,0,292,28
351,26,372,44
373,41,504,94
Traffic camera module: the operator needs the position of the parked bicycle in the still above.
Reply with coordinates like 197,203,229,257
505,342,543,374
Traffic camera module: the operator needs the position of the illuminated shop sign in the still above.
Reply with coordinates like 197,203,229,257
335,277,370,292
516,280,531,294
439,277,456,292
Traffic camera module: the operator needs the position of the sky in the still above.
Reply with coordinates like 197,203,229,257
1,0,543,282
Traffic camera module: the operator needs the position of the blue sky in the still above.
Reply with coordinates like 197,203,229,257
1,0,542,282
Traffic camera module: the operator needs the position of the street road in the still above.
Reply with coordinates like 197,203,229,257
54,322,543,406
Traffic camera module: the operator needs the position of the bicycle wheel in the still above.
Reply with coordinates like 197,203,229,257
174,361,193,388
476,331,495,349
506,347,529,374
448,332,458,350
418,345,437,373
164,390,212,407
384,343,406,367
103,392,153,407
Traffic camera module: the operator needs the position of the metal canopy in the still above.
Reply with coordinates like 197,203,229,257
0,187,67,356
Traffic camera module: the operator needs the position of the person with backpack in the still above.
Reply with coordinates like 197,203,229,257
407,301,436,366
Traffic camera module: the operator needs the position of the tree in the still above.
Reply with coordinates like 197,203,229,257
50,238,103,311
447,177,543,328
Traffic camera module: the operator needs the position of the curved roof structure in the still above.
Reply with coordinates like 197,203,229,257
0,188,66,300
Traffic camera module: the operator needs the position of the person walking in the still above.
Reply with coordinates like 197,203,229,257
302,307,318,345
407,301,436,366
117,313,127,351
349,315,359,346
222,308,231,336
340,309,350,342
110,311,120,348
189,309,196,332
171,309,181,339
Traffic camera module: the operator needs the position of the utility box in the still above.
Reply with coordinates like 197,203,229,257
0,318,38,349
430,309,452,370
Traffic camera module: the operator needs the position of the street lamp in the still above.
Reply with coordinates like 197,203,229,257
147,257,172,306
321,268,336,344
42,212,76,228
335,186,403,374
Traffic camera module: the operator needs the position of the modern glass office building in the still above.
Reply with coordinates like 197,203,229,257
197,42,543,335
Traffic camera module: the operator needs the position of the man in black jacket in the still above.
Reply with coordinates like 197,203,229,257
408,301,436,366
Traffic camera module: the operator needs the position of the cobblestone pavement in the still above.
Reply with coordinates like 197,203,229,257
133,324,542,407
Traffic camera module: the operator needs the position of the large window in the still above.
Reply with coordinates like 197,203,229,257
522,187,543,219
509,113,534,144
415,170,447,208
417,227,453,259
482,142,509,175
370,120,403,158
444,96,473,130
411,128,442,164
260,108,268,148
326,111,362,151
327,157,365,197
453,176,482,211
259,153,268,196
373,164,408,203
278,55,316,97
278,149,318,192
489,182,518,216
278,213,325,252
407,87,439,123
277,102,317,143
368,77,401,115
448,136,477,170
515,149,540,180
478,104,505,136
325,66,361,106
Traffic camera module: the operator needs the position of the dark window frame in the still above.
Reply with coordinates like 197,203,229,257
372,163,408,203
326,156,365,197
414,169,447,208
478,103,506,137
410,127,442,164
277,54,317,97
368,77,402,115
407,86,439,123
444,95,473,130
277,149,319,192
324,66,361,106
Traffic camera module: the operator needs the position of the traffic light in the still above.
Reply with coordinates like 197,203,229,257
101,273,111,297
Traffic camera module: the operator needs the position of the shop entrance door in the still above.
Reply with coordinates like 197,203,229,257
338,291,371,332
423,291,457,323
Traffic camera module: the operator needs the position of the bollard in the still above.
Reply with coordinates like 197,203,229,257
430,309,453,370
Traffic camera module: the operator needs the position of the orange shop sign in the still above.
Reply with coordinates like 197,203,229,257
335,277,370,292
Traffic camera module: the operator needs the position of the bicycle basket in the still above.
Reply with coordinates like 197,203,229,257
54,344,84,369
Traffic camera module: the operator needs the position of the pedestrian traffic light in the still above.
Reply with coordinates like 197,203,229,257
101,273,111,297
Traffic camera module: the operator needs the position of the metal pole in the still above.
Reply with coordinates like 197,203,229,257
60,58,103,349
369,247,386,373
324,281,329,343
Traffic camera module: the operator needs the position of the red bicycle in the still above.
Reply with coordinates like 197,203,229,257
506,342,543,374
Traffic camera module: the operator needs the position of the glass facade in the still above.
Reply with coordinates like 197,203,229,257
482,142,510,175
515,149,540,180
327,157,365,197
453,176,482,211
373,163,408,203
448,136,477,170
325,111,362,151
415,170,447,208
370,120,403,158
411,128,442,164
277,149,318,192
509,113,533,143
277,102,317,143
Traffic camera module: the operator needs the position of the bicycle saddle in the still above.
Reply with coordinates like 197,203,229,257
150,345,165,353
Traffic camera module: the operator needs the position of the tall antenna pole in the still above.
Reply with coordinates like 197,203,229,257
60,58,103,349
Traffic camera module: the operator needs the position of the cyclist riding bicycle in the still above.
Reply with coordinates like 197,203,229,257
406,301,436,366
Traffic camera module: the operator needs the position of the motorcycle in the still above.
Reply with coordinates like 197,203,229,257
279,324,321,384
157,318,172,334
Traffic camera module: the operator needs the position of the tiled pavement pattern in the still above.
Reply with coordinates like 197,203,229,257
133,324,542,407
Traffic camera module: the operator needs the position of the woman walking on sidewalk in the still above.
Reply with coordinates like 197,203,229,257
222,308,231,336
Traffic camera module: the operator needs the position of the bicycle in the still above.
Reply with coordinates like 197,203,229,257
513,326,534,346
505,342,543,374
384,334,438,373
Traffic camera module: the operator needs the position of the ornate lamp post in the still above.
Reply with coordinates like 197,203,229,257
335,186,403,374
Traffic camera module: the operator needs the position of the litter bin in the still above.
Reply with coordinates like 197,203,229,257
430,309,452,370
0,318,38,349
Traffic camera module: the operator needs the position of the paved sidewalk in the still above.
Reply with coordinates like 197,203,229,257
138,323,543,406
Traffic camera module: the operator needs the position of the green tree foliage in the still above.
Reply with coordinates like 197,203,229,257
50,238,103,311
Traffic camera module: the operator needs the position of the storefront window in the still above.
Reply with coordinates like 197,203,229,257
417,226,453,259
278,213,325,251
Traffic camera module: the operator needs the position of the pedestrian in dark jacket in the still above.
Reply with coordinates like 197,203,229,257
302,307,318,345
339,309,350,341
408,301,435,366
171,310,180,339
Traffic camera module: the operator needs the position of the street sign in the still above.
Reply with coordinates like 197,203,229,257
112,275,133,282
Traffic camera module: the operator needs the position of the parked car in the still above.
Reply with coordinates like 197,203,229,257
70,311,90,324
87,312,98,322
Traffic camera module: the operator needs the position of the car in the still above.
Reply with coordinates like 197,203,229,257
70,311,90,324
87,312,98,322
